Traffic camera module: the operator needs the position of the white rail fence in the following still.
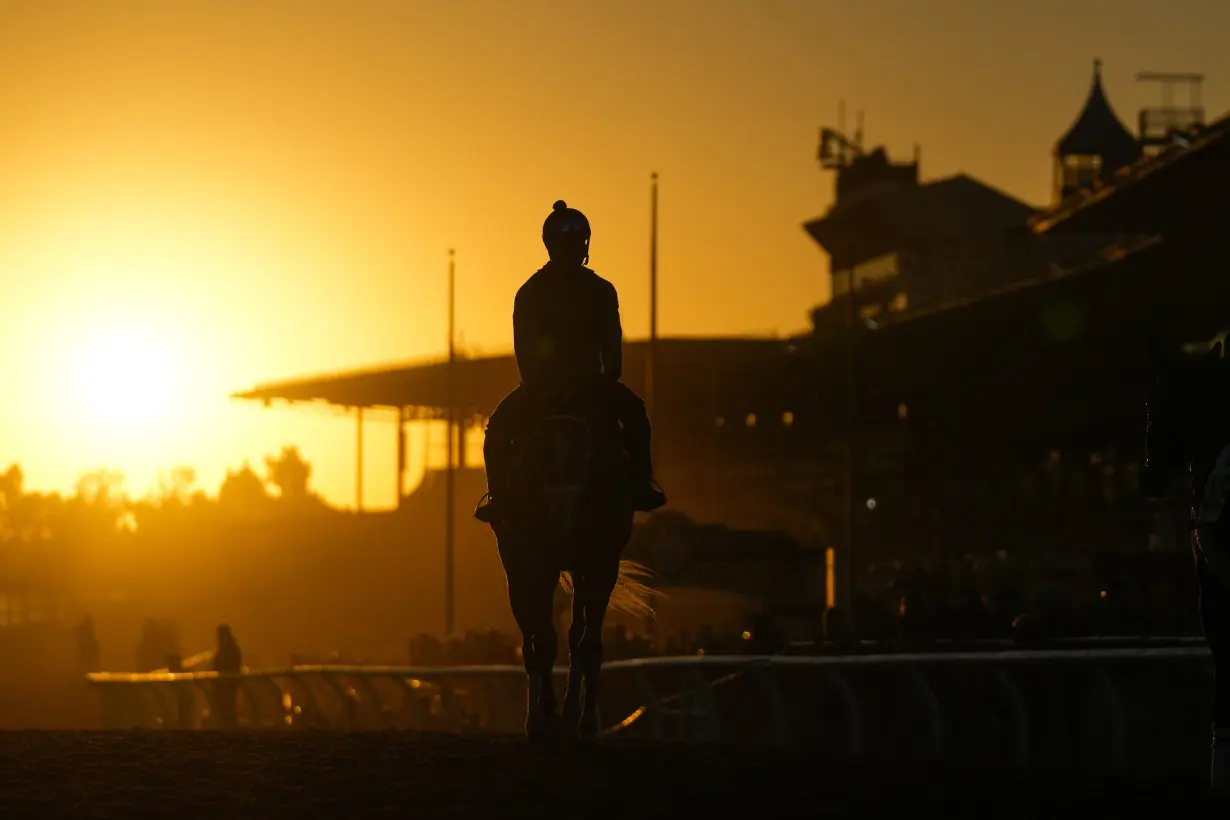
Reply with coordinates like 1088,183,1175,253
87,647,1215,771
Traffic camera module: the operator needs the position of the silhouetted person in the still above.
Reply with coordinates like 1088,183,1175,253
896,589,933,645
135,618,159,672
950,565,991,639
748,612,785,654
823,606,857,653
211,624,242,728
476,200,666,524
990,583,1025,638
1012,612,1042,648
853,592,891,642
74,615,99,674
1034,584,1077,638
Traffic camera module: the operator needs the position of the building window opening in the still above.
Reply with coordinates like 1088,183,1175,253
831,252,900,298
1062,154,1103,192
858,303,883,322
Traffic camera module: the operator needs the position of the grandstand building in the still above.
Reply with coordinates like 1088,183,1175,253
233,61,1227,607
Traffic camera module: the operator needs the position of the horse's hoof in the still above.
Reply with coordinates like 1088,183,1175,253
577,714,601,742
525,710,560,744
525,723,555,744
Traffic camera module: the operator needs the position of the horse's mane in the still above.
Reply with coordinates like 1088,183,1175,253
559,560,659,619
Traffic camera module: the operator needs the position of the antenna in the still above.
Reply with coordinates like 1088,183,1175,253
818,126,864,170
818,100,865,170
1136,71,1205,151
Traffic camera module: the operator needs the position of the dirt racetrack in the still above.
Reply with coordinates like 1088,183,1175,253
0,731,1221,819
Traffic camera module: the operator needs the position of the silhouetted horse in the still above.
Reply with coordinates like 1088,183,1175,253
1142,337,1230,790
486,386,653,741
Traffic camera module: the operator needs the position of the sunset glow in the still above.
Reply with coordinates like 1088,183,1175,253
0,0,1225,506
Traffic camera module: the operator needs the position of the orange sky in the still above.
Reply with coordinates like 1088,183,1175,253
1,0,1227,508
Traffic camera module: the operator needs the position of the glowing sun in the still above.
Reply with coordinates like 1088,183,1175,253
73,327,179,430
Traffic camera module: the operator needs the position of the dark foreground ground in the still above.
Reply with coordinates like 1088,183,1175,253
0,731,1221,819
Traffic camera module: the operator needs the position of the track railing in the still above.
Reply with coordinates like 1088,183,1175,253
86,647,1215,771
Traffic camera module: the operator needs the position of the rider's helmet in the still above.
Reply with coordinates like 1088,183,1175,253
542,200,591,265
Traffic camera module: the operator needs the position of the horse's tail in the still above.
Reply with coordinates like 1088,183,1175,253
559,559,658,619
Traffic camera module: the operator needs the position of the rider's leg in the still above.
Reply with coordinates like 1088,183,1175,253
609,380,666,512
475,386,525,523
475,432,508,523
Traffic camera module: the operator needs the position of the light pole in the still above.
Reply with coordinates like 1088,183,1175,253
647,172,659,426
445,248,456,636
844,266,857,629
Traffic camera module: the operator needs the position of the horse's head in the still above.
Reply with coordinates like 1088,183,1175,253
1143,337,1226,498
536,413,593,537
506,405,628,543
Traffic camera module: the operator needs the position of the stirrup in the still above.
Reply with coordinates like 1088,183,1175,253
635,480,667,512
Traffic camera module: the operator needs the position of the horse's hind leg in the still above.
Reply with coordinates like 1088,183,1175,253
574,555,621,740
561,583,586,735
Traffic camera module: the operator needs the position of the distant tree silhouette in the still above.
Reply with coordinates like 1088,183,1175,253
156,466,197,506
66,469,129,535
74,470,126,508
265,446,313,503
0,464,22,541
0,464,23,504
218,462,271,510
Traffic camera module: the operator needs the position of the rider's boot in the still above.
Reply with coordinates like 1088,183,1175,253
630,454,667,512
635,479,668,513
474,492,499,524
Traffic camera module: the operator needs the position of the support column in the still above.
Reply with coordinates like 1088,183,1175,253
396,408,406,509
647,172,659,429
456,417,468,470
445,250,456,636
356,407,364,512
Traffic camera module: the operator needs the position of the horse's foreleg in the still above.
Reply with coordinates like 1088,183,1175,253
561,586,585,734
526,604,560,742
503,556,560,742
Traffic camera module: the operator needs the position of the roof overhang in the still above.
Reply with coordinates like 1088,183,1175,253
231,337,795,417
803,200,900,266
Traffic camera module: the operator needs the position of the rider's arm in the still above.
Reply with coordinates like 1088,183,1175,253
513,287,537,386
600,280,623,380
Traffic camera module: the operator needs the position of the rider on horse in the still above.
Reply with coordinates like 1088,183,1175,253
475,200,667,524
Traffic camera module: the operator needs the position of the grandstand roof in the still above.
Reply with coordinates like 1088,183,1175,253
231,337,793,416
